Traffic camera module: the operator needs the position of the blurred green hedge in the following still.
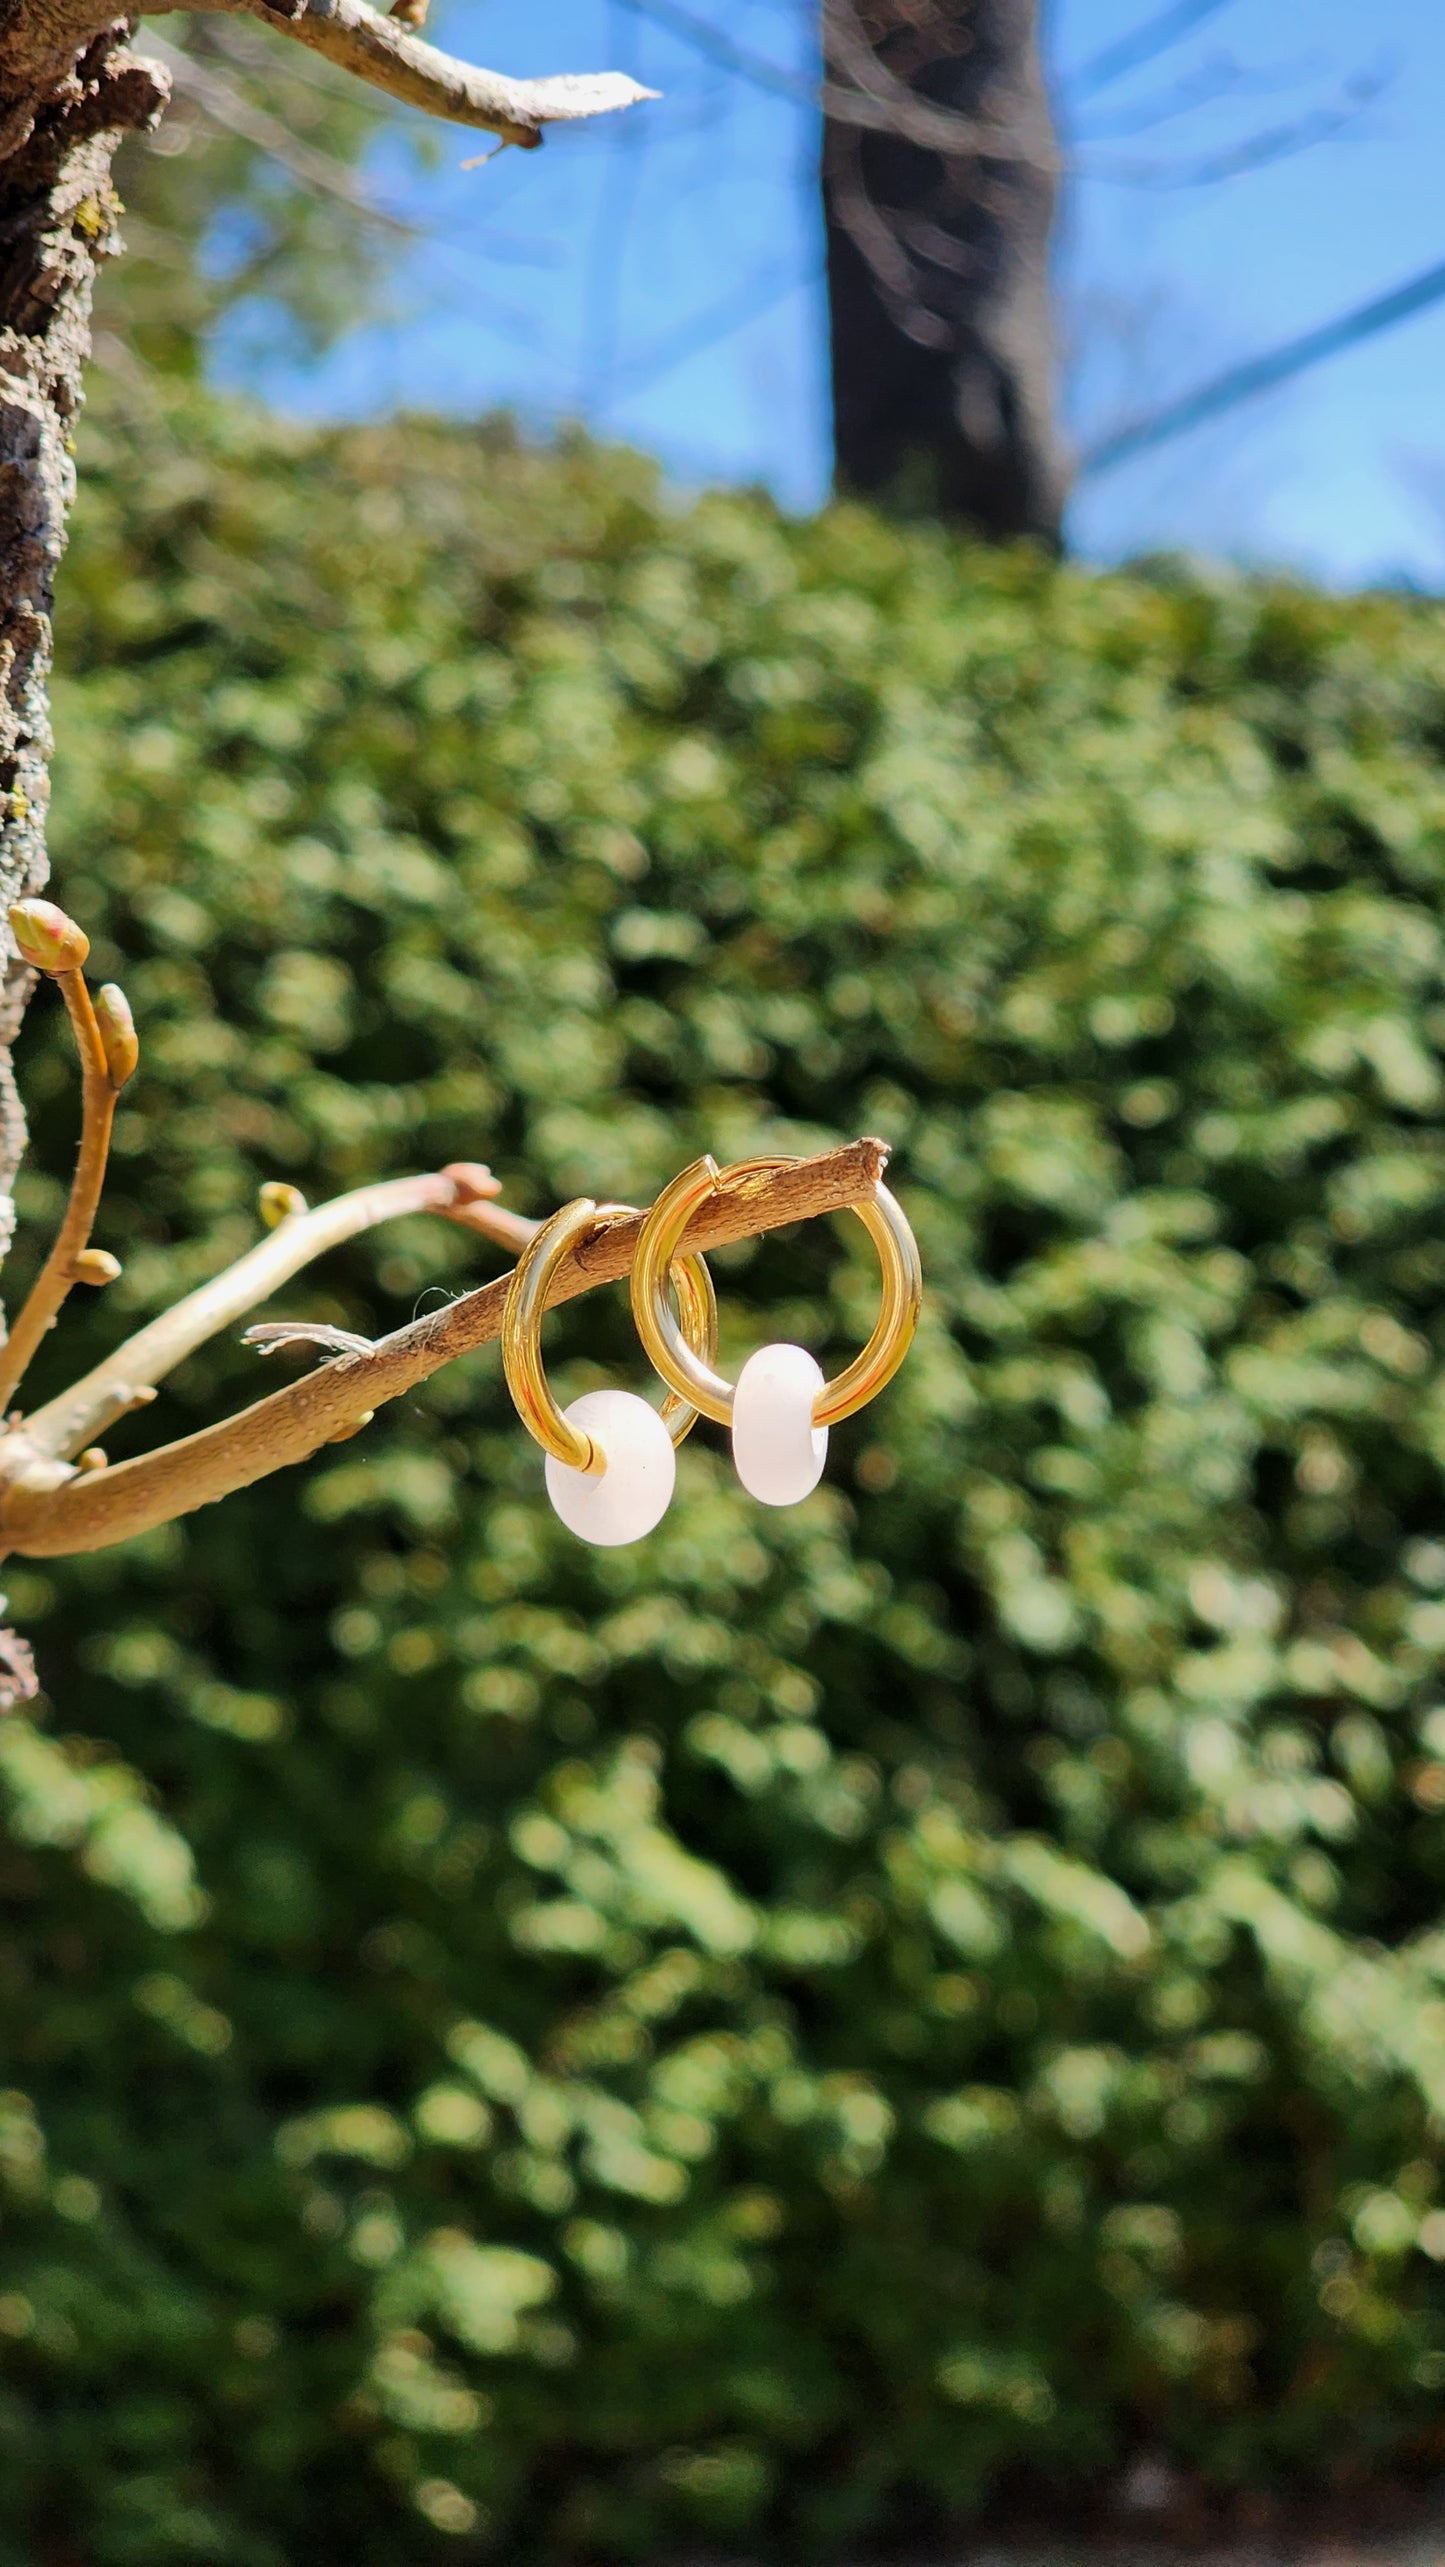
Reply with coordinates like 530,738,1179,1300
3,388,1445,2558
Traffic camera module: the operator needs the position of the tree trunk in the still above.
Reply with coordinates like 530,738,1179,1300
823,0,1065,543
0,4,166,1267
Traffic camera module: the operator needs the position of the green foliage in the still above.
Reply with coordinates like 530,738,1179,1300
5,386,1445,2556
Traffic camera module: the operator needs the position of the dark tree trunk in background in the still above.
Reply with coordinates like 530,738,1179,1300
823,0,1065,542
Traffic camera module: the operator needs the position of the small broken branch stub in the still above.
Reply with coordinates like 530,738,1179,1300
166,0,659,150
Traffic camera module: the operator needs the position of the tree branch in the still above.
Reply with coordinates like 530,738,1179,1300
0,908,138,1416
160,0,658,150
1081,71,1386,189
822,0,1057,168
18,1162,534,1463
1077,249,1445,478
1067,0,1235,102
0,1137,893,1558
0,968,114,1409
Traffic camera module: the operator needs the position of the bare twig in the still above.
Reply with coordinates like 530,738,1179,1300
1074,55,1291,144
821,0,1057,167
1068,0,1235,101
0,1138,893,1559
1078,250,1445,478
0,922,128,1416
829,124,951,351
19,1165,535,1464
822,0,933,118
1082,70,1386,189
161,0,659,150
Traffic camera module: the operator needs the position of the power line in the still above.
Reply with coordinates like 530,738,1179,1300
1078,251,1445,478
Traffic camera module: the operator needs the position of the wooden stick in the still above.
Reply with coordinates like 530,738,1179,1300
0,972,116,1415
0,1138,891,1559
20,1164,534,1463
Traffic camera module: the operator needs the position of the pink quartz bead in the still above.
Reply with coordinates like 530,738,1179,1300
544,1389,676,1546
731,1343,827,1507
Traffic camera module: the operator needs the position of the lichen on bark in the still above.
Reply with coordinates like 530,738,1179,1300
0,4,167,1256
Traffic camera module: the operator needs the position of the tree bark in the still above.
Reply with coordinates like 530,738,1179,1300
0,3,166,1267
823,0,1065,543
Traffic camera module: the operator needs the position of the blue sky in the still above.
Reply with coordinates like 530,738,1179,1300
246,0,1445,583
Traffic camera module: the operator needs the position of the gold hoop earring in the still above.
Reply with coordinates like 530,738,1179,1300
502,1197,717,1546
631,1155,921,1507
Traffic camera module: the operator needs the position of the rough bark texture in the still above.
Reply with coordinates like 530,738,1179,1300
0,0,166,1260
823,0,1065,542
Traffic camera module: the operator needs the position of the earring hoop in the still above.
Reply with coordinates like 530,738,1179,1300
630,1155,921,1431
503,1197,717,1475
